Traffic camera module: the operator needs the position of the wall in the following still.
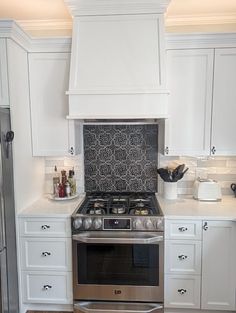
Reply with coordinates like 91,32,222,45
159,155,236,196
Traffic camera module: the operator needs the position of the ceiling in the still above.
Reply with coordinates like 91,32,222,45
1,0,236,36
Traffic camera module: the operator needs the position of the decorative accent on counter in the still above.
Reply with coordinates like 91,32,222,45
52,166,77,200
157,164,188,200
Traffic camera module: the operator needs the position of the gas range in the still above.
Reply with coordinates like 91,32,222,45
72,192,164,232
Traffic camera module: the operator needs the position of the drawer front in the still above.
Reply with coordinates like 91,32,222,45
21,237,72,271
165,220,202,240
165,240,201,275
19,218,71,237
165,275,200,309
22,271,72,304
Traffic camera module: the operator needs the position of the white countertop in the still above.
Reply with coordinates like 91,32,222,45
18,194,85,218
157,194,236,221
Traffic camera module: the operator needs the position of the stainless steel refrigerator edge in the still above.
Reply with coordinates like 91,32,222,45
0,108,19,313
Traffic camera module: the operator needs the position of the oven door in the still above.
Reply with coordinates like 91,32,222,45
72,231,164,302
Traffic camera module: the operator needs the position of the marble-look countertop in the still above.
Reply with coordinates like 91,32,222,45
157,194,236,221
18,194,85,218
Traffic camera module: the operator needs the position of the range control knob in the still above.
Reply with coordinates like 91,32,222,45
156,218,163,230
83,218,92,230
133,219,142,230
73,218,82,230
144,219,153,230
93,218,102,230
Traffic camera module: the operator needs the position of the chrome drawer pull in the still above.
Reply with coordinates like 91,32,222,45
41,225,50,230
43,285,52,290
178,289,187,295
42,251,51,257
178,254,188,260
178,227,188,232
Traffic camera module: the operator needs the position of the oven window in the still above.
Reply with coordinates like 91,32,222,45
77,243,159,286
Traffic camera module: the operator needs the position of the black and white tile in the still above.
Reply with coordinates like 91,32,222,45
84,124,158,192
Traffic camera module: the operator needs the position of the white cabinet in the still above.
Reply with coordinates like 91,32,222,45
165,49,214,156
164,219,202,309
201,220,236,311
0,39,9,107
19,216,73,305
29,52,79,156
211,48,236,156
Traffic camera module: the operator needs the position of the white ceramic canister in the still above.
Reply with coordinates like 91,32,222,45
163,182,177,200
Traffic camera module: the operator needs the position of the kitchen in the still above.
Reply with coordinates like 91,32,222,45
0,0,236,313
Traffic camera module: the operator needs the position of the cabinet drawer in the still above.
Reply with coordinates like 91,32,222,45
165,220,202,240
19,217,71,237
22,271,72,304
165,240,201,275
165,275,200,309
21,237,72,271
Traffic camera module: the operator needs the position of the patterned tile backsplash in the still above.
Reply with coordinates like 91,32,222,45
159,155,236,196
83,124,158,192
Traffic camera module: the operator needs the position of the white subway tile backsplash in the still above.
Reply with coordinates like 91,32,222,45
159,156,236,196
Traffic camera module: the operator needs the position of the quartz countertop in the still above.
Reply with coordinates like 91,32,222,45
157,194,236,221
18,194,85,218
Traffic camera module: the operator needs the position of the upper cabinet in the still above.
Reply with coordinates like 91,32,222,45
165,49,214,156
211,48,236,156
165,44,236,156
29,52,78,156
0,39,10,107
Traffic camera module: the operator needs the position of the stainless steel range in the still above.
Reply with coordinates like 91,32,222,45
72,192,164,313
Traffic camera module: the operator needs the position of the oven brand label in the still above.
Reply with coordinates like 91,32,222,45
114,289,122,295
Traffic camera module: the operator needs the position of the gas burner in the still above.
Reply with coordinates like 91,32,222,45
87,208,105,215
94,202,105,209
132,208,151,215
132,198,149,202
111,206,126,214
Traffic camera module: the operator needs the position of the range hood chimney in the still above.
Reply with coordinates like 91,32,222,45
65,0,171,119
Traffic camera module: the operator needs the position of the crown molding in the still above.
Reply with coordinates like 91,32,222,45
166,32,236,49
17,19,72,31
0,19,71,52
65,0,171,16
0,19,31,51
165,13,236,27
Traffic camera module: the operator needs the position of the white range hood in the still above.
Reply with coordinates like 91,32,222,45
65,0,171,119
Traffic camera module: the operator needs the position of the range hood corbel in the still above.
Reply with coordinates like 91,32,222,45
65,0,171,119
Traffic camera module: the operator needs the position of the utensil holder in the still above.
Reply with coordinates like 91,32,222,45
164,182,177,200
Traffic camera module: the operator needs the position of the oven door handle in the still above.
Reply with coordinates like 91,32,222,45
74,301,163,313
72,232,163,244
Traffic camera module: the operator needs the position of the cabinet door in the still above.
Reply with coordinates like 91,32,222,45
165,49,214,156
29,53,72,156
0,39,9,107
201,221,236,311
211,48,236,155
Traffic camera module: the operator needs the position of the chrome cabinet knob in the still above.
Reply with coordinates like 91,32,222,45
69,146,74,155
211,146,216,155
178,289,187,295
43,285,52,290
178,227,188,232
42,252,51,257
178,254,188,260
203,222,208,231
41,225,50,230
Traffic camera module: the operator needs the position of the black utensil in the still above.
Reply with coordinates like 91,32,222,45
231,183,236,197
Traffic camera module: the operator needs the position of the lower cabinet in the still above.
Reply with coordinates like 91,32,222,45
165,219,236,311
19,217,73,306
201,221,236,311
